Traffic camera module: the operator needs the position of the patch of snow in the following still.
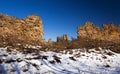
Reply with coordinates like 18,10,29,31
0,47,120,74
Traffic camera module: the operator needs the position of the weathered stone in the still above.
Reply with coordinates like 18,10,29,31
56,34,68,42
48,38,53,44
63,34,68,41
78,22,120,42
0,14,44,44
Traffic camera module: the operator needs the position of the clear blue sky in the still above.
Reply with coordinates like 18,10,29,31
0,0,120,41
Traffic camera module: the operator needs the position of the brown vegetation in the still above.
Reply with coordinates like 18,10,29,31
44,22,120,53
0,13,120,53
42,36,120,53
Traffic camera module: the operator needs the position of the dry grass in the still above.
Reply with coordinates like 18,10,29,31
42,37,120,53
0,35,120,53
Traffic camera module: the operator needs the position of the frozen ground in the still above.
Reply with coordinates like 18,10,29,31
0,47,120,74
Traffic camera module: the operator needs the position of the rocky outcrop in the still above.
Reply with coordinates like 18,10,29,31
78,22,120,42
56,34,68,42
0,14,44,45
48,38,53,44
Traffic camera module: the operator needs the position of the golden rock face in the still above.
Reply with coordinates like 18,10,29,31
0,14,44,44
78,22,120,41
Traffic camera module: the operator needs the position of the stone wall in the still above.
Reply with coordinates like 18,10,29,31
78,22,120,42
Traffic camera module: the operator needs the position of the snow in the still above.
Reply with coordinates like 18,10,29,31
0,47,120,74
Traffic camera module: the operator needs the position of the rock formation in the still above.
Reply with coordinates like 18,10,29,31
48,38,53,44
78,22,120,42
63,34,68,41
0,14,44,45
56,34,68,42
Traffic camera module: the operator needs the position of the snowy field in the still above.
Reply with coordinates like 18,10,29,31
0,47,120,74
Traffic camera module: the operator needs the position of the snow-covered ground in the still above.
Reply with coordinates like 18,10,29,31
0,47,120,74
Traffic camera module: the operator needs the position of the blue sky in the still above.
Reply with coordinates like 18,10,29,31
0,0,120,41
